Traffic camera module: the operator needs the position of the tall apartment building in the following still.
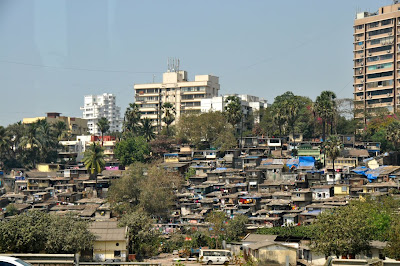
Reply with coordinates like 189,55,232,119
353,2,400,122
80,93,121,135
134,67,220,127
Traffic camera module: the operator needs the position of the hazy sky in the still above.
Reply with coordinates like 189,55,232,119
0,0,395,126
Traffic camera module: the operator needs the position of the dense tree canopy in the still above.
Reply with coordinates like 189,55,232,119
0,211,95,253
108,162,182,219
177,111,237,150
114,136,150,166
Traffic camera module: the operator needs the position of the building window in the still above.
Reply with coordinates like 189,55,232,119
114,250,121,257
342,186,347,192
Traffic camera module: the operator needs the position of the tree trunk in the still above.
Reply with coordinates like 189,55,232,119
94,170,98,198
322,119,326,142
332,159,335,183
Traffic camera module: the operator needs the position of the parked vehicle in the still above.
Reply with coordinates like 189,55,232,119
199,249,231,265
0,256,32,266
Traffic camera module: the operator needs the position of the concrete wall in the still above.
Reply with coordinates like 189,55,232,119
257,246,296,266
93,240,128,262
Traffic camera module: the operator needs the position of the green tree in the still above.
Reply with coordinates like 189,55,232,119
107,162,147,214
138,165,182,219
177,112,236,149
206,211,228,249
224,95,243,129
45,213,95,253
226,214,249,241
82,142,105,197
123,103,141,135
386,120,400,151
114,136,150,166
0,211,94,253
312,200,377,258
0,126,11,169
96,117,110,146
20,122,43,168
52,121,68,140
138,118,156,142
119,210,161,260
5,204,18,216
37,120,58,163
315,91,337,141
323,135,342,173
162,102,176,136
385,214,400,260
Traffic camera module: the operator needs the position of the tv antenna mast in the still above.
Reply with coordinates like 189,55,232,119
167,57,180,73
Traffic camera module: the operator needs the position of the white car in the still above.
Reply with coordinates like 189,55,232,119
0,256,32,266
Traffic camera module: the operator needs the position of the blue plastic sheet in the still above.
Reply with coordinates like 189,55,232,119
299,156,315,167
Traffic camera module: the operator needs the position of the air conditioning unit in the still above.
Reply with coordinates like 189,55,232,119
360,96,364,99
361,62,364,66
356,38,360,41
361,55,364,58
389,32,393,36
388,50,391,53
368,37,371,40
361,46,364,49
369,53,372,56
359,70,363,74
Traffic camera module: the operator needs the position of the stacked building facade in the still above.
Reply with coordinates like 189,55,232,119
354,2,400,122
134,69,220,127
81,93,121,135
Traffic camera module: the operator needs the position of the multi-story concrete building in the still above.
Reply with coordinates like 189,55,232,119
23,112,88,136
134,67,220,127
81,93,121,135
201,94,267,123
353,2,400,122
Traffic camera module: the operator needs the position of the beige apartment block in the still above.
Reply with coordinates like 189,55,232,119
354,2,400,123
134,69,220,128
23,112,88,136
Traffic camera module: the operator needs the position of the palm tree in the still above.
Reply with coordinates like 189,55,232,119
315,91,337,141
386,120,400,151
0,126,11,168
272,102,287,136
52,121,68,140
82,142,105,197
162,102,176,136
96,117,110,146
37,120,58,163
324,135,342,175
20,122,42,168
224,96,243,129
7,121,24,156
124,103,141,134
139,118,156,142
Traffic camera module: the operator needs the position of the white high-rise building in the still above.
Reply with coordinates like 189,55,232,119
81,93,121,135
201,94,268,123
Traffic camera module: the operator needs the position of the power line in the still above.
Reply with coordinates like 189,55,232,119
0,58,163,74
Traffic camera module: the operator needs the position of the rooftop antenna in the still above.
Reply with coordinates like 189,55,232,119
167,57,180,73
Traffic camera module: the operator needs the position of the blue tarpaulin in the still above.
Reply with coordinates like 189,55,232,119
352,166,368,175
299,156,315,167
286,159,299,169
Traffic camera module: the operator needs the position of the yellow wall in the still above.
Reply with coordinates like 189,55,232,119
37,164,60,172
334,185,350,196
93,240,128,262
23,116,88,135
